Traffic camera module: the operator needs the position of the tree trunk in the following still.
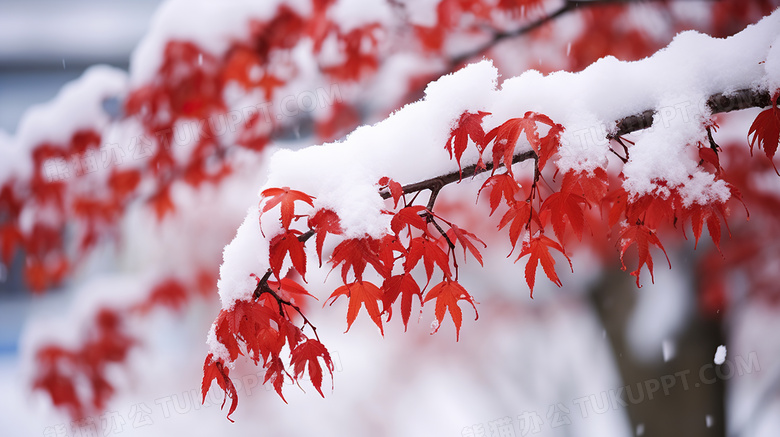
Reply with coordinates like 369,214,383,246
588,259,726,437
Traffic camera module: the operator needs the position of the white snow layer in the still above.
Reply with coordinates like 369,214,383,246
214,10,780,328
0,65,128,183
715,345,727,365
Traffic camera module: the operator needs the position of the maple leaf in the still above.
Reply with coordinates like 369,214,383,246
625,191,679,230
202,354,238,422
602,187,628,228
423,279,478,341
484,115,539,177
618,223,671,287
498,200,536,250
541,190,587,242
267,277,318,304
516,234,573,297
149,187,175,220
214,310,241,362
330,237,391,282
535,119,564,170
228,299,284,364
682,202,728,251
563,168,609,206
308,209,343,265
326,281,384,334
445,111,491,177
405,236,451,284
698,146,722,175
747,99,780,175
445,224,487,266
290,339,334,397
269,229,307,280
391,205,430,236
477,173,521,216
263,356,289,403
259,187,315,230
378,176,404,208
381,273,422,330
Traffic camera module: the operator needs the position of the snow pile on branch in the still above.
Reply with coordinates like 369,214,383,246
0,66,128,183
215,10,780,309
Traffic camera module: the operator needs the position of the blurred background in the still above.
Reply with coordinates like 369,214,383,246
0,0,162,356
1,1,779,436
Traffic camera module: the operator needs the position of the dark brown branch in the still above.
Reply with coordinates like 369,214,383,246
380,88,772,204
380,150,537,200
253,268,321,340
450,0,718,68
612,88,772,138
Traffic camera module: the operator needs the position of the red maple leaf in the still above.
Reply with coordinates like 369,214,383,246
423,279,478,340
381,273,422,330
391,205,430,236
618,223,671,287
483,112,562,174
259,187,315,230
534,116,564,170
699,146,722,175
445,111,491,177
228,299,284,364
269,229,307,280
563,168,609,206
747,97,780,175
498,200,536,250
267,277,317,304
202,354,238,422
478,173,521,216
445,224,487,266
379,176,404,208
516,233,573,297
682,202,728,251
484,115,539,176
263,356,288,403
308,209,343,265
330,237,392,282
541,190,587,242
290,339,334,397
405,236,451,284
326,281,385,334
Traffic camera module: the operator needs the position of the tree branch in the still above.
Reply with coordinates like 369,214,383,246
450,0,718,68
612,88,772,138
380,88,773,202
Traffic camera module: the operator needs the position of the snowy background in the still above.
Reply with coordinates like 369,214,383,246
1,1,779,436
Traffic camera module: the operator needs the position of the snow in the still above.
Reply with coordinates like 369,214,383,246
261,60,499,238
216,6,780,364
328,0,394,33
129,0,311,85
224,9,780,252
1,65,128,183
714,345,727,365
394,0,440,27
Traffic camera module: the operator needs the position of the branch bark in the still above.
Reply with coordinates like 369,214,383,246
380,88,773,201
450,0,719,68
